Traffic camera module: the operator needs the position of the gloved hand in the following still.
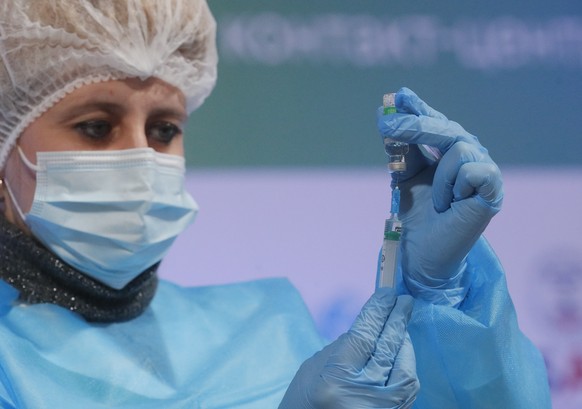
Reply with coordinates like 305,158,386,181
279,288,418,409
377,87,503,306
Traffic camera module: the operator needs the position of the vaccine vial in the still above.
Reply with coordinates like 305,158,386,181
382,93,409,173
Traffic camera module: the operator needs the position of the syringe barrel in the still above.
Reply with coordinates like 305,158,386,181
377,218,402,288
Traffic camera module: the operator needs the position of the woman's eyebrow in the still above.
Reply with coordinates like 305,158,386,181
148,107,188,122
57,102,126,122
57,103,186,122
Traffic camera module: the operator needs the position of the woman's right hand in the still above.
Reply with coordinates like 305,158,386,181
377,87,503,306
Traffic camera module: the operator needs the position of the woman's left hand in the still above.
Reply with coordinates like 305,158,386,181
279,288,419,409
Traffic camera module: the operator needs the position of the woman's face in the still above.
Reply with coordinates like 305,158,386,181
0,77,188,229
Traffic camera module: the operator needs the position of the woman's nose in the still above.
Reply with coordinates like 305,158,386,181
116,123,149,150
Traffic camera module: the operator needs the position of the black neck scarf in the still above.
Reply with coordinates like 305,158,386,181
0,214,158,323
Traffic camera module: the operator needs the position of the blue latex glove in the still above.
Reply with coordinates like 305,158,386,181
279,289,418,409
377,87,503,306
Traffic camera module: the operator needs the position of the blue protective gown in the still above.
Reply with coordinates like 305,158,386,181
404,238,551,408
0,237,550,408
0,278,325,408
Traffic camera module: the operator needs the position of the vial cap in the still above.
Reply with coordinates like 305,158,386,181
388,162,407,172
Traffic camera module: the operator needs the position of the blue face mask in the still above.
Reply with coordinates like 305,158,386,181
5,147,198,289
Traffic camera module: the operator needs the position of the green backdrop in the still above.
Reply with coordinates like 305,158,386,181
185,0,582,167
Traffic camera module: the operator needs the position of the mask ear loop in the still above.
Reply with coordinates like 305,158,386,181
16,145,41,172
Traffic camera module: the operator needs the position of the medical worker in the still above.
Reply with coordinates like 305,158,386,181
0,1,550,408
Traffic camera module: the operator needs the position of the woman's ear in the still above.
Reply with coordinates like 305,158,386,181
0,159,25,231
0,178,7,215
0,176,29,232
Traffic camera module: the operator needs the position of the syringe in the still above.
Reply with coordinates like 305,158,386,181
377,186,402,288
377,92,404,289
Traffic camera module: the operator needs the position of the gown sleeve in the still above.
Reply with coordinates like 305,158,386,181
401,237,552,409
0,282,16,408
0,379,15,408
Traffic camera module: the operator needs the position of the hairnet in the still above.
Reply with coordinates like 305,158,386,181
0,0,217,168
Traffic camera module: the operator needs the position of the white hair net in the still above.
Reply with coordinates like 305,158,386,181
0,0,217,168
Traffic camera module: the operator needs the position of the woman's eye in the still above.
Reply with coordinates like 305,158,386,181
147,122,182,144
74,120,112,140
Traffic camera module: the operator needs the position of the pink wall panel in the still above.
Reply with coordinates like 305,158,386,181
160,167,582,408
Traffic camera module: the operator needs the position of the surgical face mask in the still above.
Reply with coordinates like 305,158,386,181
4,146,198,289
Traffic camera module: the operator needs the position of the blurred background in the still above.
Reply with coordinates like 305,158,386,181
159,1,582,407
